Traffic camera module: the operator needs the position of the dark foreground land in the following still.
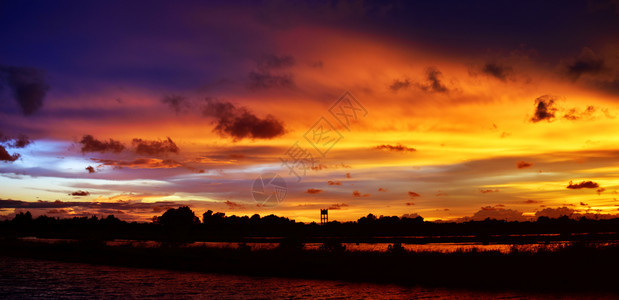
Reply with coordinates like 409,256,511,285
2,208,619,293
1,239,618,293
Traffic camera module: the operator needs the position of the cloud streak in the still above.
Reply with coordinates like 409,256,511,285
375,144,416,152
202,98,285,140
132,137,179,155
93,158,182,169
328,203,348,210
418,67,448,93
1,134,32,149
80,135,126,153
408,191,420,198
162,95,189,114
0,145,20,162
306,188,323,194
0,198,179,211
481,62,513,81
530,95,557,123
352,190,370,197
248,54,295,90
389,78,410,91
0,65,49,115
224,200,244,209
565,48,606,80
69,190,90,196
462,206,527,222
566,180,600,189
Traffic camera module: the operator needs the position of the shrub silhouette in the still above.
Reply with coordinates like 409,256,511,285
277,237,305,252
320,240,346,252
387,242,406,254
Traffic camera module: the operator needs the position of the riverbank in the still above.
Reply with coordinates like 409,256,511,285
1,239,617,293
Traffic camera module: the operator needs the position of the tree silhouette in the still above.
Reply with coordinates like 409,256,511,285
202,210,225,224
155,206,200,229
12,211,32,224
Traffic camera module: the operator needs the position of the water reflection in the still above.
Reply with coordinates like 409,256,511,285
17,237,618,253
0,256,607,299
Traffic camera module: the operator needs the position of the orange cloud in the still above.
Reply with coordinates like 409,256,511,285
408,191,420,198
306,188,323,194
567,180,600,189
328,203,349,210
92,158,182,169
374,144,416,152
352,190,370,197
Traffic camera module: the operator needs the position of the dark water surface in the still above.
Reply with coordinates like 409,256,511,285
0,256,610,299
21,237,619,254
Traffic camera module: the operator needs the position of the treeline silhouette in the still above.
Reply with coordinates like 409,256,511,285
2,207,619,243
2,207,619,293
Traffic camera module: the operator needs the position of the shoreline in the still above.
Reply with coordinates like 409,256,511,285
1,239,618,293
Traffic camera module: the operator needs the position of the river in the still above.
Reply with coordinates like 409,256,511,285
0,256,612,299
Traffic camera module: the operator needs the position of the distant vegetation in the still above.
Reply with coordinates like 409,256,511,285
2,206,619,244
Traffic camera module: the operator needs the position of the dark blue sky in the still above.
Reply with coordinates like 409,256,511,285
2,0,618,92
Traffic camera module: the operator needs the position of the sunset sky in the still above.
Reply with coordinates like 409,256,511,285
2,1,619,222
